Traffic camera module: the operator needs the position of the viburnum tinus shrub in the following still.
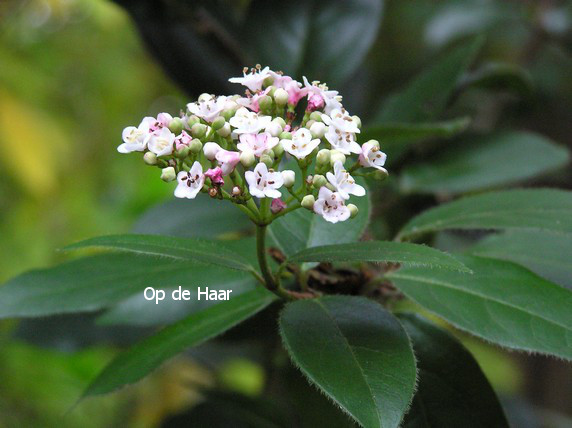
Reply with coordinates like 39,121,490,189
2,62,572,428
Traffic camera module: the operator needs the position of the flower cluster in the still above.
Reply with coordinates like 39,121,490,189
118,66,388,224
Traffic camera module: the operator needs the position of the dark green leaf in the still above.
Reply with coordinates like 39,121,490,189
400,132,569,194
280,296,416,428
459,62,534,98
288,241,470,272
397,189,572,241
470,230,572,290
374,37,483,122
244,0,384,86
66,234,255,272
269,179,370,257
84,287,276,396
399,313,509,428
388,256,572,360
132,197,252,238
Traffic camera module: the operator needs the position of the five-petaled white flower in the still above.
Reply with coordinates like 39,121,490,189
359,142,388,172
245,162,284,198
148,127,176,156
229,66,271,92
303,77,343,115
327,161,365,200
229,107,272,134
324,126,361,155
237,133,279,157
118,117,154,153
174,161,205,199
313,186,350,223
282,128,321,159
187,95,227,123
322,109,360,134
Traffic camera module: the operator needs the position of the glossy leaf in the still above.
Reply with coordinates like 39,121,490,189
399,313,509,428
400,132,569,194
470,230,572,290
280,296,416,428
374,37,483,122
269,179,370,257
66,234,255,272
244,0,384,86
132,197,252,238
288,241,470,272
84,287,276,396
388,256,572,360
0,254,222,318
397,189,572,241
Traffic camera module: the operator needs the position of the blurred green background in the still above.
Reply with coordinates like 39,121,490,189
1,0,571,426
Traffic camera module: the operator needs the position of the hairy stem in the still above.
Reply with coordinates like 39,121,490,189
256,225,293,300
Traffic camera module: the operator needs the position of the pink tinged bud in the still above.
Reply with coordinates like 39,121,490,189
271,198,287,214
307,94,325,111
288,85,307,105
175,130,192,150
215,149,241,175
205,167,224,186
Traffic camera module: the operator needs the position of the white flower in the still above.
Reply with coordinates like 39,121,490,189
322,109,360,133
237,133,279,157
303,76,343,114
147,127,176,156
187,95,227,122
118,118,152,153
229,66,271,92
324,126,361,155
203,142,223,160
313,186,350,223
229,107,272,134
282,128,321,159
174,161,205,199
326,161,365,200
359,142,388,172
245,162,283,198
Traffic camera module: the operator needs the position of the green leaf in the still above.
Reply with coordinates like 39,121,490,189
83,287,276,397
287,241,470,272
374,37,483,123
400,132,570,194
132,198,252,238
280,296,417,428
399,313,509,428
470,230,572,290
388,256,572,360
459,62,534,98
0,254,254,319
244,0,384,86
397,189,572,241
269,179,370,257
66,234,255,272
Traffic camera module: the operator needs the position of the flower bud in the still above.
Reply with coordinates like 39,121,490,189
232,186,242,196
352,115,362,129
187,115,200,128
266,86,276,97
217,122,231,138
271,198,287,214
266,121,282,137
222,108,237,121
191,123,207,139
208,187,219,198
348,203,359,218
272,141,284,157
189,139,203,154
260,153,274,168
272,117,286,128
306,120,315,129
263,76,274,87
330,150,346,166
198,93,212,102
367,139,380,150
240,149,255,168
168,117,184,134
211,116,225,131
279,131,292,140
309,111,323,122
372,168,389,180
176,146,191,159
301,194,315,210
274,88,288,106
310,122,326,139
316,149,331,165
143,152,157,165
312,174,327,189
282,170,295,187
161,166,176,182
203,142,221,160
258,95,273,113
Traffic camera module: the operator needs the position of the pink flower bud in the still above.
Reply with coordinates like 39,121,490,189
204,167,224,186
175,130,192,150
307,94,325,111
271,198,287,214
215,149,241,175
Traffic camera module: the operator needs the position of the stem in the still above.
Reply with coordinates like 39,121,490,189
272,202,302,220
256,225,293,300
